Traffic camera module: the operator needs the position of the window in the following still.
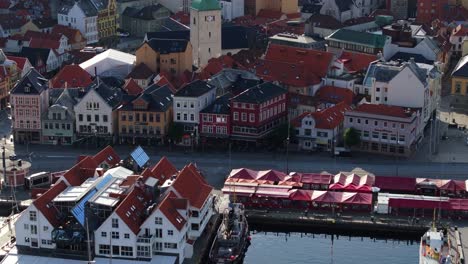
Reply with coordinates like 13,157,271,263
111,231,119,239
241,113,247,121
121,246,133,256
183,113,187,121
176,113,181,121
249,113,255,123
190,114,194,121
164,243,177,249
357,119,361,124
87,115,91,122
167,230,174,236
155,228,162,238
376,97,380,102
233,112,239,121
79,114,83,121
124,233,130,239
365,119,368,124
99,244,110,255
372,132,379,139
374,121,378,126
390,134,397,141
112,218,118,228
363,131,369,138
191,223,200,230
30,211,37,221
349,117,353,123
101,232,107,237
304,129,312,136
95,115,99,122
24,224,29,230
43,226,48,232
156,114,160,122
376,87,380,92
381,133,388,140
398,135,405,143
31,225,37,235
103,115,108,122
400,124,405,129
155,217,162,225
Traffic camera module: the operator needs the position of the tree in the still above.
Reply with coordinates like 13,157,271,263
167,123,184,142
266,123,296,149
344,127,361,147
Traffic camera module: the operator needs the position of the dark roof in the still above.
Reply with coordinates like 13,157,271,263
161,17,189,31
232,82,287,104
335,0,353,12
306,14,343,30
49,87,88,103
452,55,468,78
301,4,322,14
59,0,97,16
0,14,26,30
230,77,262,95
126,63,154,79
390,52,434,65
11,68,48,94
200,93,231,115
146,30,189,42
89,0,109,11
175,80,215,97
326,29,389,48
15,47,50,67
31,18,57,29
123,4,165,20
87,78,123,109
100,76,125,89
145,38,189,54
121,84,173,112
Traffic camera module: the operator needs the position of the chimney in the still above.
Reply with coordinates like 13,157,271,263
409,57,415,64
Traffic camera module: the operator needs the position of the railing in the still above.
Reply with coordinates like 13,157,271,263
137,234,155,244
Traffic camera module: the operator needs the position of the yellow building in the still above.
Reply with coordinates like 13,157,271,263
246,0,298,16
94,0,118,39
451,55,468,95
135,38,192,76
118,85,174,145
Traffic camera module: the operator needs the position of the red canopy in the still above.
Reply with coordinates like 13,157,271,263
341,192,372,205
278,180,303,187
449,199,468,211
221,186,256,196
388,198,450,210
437,180,466,192
312,191,342,203
289,189,313,201
229,168,257,180
298,173,332,185
255,187,290,198
374,176,416,192
256,170,287,182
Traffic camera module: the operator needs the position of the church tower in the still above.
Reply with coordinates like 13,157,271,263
190,0,222,68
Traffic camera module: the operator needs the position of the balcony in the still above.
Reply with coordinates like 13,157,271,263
137,234,155,245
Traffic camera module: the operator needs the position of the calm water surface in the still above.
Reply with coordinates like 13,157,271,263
244,231,419,264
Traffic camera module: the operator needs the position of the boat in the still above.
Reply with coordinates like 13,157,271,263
209,203,250,264
419,228,453,264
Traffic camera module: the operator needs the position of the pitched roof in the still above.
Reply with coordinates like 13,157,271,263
306,14,342,30
6,55,28,70
338,51,377,73
115,186,150,234
364,60,427,86
452,54,468,78
121,84,173,112
11,68,48,94
145,38,189,54
92,146,120,167
200,93,231,115
348,103,416,118
59,0,98,16
0,13,26,30
231,82,286,104
157,191,187,231
33,180,68,227
50,64,93,88
126,63,154,80
326,29,390,48
52,25,86,45
292,102,351,129
87,78,123,109
199,55,240,80
390,52,434,65
143,156,178,184
124,4,165,20
122,78,143,96
175,80,215,97
191,0,220,11
315,86,355,105
31,18,57,29
16,47,51,67
171,165,213,209
63,156,99,186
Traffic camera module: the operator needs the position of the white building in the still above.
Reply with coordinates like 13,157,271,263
58,0,98,44
74,78,122,143
361,59,441,125
190,0,222,67
220,0,244,21
293,102,351,152
320,0,383,22
158,0,192,13
173,80,217,142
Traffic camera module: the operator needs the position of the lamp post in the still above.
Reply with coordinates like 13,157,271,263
2,146,5,187
190,133,194,153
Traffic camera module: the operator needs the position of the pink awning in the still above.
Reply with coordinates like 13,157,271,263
256,170,287,182
255,187,290,198
312,191,342,203
437,180,466,192
340,192,372,205
229,168,258,180
221,186,256,196
449,199,468,211
298,173,333,185
289,189,313,201
388,198,450,210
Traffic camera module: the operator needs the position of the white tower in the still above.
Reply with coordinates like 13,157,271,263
190,0,222,68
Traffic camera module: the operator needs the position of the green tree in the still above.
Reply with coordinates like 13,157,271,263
344,127,361,147
167,123,184,142
267,123,295,148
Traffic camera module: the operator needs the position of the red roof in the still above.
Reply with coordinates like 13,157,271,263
256,59,321,86
350,104,416,119
6,55,28,70
388,198,450,210
229,168,258,180
0,0,10,9
292,102,351,129
154,73,176,93
340,192,372,205
315,86,355,105
50,64,93,88
33,180,68,227
115,186,150,234
437,180,466,192
452,25,468,37
123,78,143,96
255,170,287,182
289,172,333,185
257,9,284,19
158,191,187,231
52,25,86,45
170,11,190,26
144,157,178,185
199,55,244,80
62,156,98,186
171,165,213,209
289,189,313,201
312,191,342,203
338,51,377,73
329,173,375,192
374,176,416,192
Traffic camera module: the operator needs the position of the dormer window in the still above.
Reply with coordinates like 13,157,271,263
24,85,30,93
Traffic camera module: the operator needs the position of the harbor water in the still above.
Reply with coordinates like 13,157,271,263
244,231,419,264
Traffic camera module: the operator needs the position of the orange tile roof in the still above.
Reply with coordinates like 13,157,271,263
257,9,284,19
350,103,417,118
123,78,143,96
338,51,377,73
115,186,150,234
50,64,93,88
92,146,120,168
315,86,355,105
199,55,244,80
52,25,86,45
6,56,28,70
144,156,178,185
33,180,68,227
171,165,213,209
157,191,187,231
292,102,351,129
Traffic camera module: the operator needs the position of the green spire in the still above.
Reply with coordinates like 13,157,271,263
191,0,220,11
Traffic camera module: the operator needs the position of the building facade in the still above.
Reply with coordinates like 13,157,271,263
451,55,468,95
91,0,118,39
58,0,99,44
121,5,171,38
199,93,231,142
190,0,222,68
220,0,244,21
11,69,49,144
42,89,77,145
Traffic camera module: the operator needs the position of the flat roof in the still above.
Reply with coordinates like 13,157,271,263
270,33,318,44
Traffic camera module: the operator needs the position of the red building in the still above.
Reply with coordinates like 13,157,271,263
230,82,287,142
199,93,232,142
415,0,447,24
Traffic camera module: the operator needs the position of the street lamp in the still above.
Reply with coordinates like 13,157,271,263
190,133,194,153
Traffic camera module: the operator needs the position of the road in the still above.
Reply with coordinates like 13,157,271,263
13,144,468,189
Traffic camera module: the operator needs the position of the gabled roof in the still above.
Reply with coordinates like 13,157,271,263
115,186,150,234
86,78,123,109
143,156,178,184
121,84,173,112
11,68,48,94
292,102,351,129
338,51,377,73
50,64,93,88
231,82,286,104
326,29,390,48
92,146,120,168
124,4,165,20
171,165,213,209
315,86,355,105
452,54,468,78
364,60,427,86
200,93,231,115
145,38,189,54
33,180,68,227
6,55,29,70
63,156,99,186
348,103,417,119
126,63,154,80
175,80,215,97
157,191,187,231
122,78,143,96
16,47,51,67
31,18,57,29
52,25,86,45
53,88,77,110
59,0,98,16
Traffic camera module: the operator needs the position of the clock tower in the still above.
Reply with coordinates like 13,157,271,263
190,0,222,68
